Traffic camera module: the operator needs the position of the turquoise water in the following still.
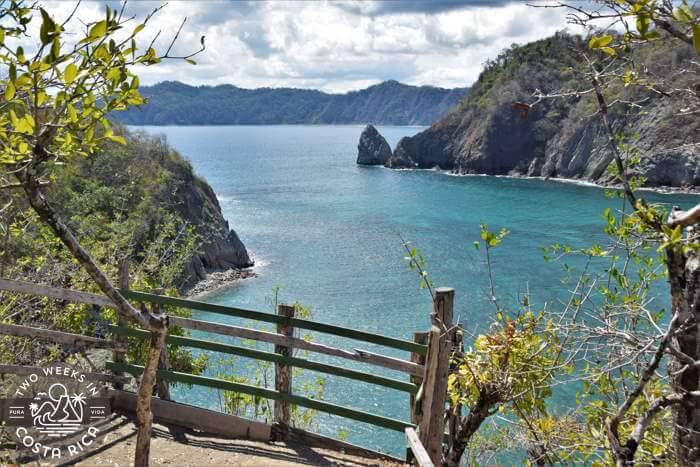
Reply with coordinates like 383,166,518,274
134,125,698,458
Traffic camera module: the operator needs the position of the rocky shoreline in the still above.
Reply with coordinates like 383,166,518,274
184,267,256,298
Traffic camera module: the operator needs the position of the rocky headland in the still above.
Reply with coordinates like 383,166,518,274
359,33,699,190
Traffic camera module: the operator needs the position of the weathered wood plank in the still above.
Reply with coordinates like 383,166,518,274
0,278,426,373
113,260,130,390
169,316,424,376
0,364,128,385
286,426,405,463
274,304,294,433
419,287,454,466
0,278,112,306
410,332,429,426
109,324,418,393
406,427,434,467
0,323,114,349
108,362,414,433
121,289,427,354
109,389,271,441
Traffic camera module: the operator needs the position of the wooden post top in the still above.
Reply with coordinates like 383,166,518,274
435,287,454,294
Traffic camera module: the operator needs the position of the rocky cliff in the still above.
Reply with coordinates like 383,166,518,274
357,125,392,165
379,33,699,188
114,80,469,126
163,152,253,287
46,129,253,292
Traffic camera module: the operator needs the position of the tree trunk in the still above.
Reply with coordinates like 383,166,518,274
16,167,167,466
666,241,700,464
135,328,167,467
446,387,499,467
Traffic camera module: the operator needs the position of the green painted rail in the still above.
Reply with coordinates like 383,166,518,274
107,361,414,433
109,325,418,394
119,289,427,355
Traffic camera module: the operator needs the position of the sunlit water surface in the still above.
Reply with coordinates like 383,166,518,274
133,125,697,459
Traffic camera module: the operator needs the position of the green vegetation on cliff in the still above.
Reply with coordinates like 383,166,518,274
385,31,698,188
0,128,249,367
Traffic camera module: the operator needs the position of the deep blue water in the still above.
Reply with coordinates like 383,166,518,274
134,125,698,458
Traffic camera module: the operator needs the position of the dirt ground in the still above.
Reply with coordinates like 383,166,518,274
54,416,405,467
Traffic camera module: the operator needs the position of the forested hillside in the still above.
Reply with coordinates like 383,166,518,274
114,80,468,126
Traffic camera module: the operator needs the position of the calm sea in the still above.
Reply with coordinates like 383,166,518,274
133,125,697,459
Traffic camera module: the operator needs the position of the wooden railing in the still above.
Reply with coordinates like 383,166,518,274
0,277,456,465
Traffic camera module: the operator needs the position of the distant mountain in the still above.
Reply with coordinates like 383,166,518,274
113,80,469,126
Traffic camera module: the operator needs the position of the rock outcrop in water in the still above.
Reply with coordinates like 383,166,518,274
382,32,700,189
357,125,392,165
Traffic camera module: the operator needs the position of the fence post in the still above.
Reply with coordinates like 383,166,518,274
418,287,454,466
410,331,429,425
273,303,295,440
113,259,129,390
153,287,171,401
408,331,429,464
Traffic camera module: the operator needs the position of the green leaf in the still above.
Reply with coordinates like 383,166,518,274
185,58,196,65
636,13,650,36
51,37,60,60
0,28,5,45
693,24,700,56
105,133,126,145
133,23,145,36
89,20,108,39
39,8,54,45
64,63,77,84
5,82,15,101
588,35,613,49
600,46,617,57
673,4,695,24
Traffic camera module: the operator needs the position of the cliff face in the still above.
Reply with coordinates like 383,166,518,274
163,155,253,288
114,80,469,126
49,130,253,291
382,33,699,188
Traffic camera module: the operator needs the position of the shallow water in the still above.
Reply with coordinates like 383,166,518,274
134,125,698,458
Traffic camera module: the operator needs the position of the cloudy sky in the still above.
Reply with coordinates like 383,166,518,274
42,1,574,93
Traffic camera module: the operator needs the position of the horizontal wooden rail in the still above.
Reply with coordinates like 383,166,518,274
0,364,129,385
170,316,424,377
0,279,427,355
0,278,111,306
107,362,414,433
109,325,417,394
0,323,114,349
120,290,427,355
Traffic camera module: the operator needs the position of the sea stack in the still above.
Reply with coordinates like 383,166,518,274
356,124,392,166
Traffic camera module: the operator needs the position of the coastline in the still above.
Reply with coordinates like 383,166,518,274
386,166,700,196
184,267,256,298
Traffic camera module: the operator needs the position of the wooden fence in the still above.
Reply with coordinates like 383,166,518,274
0,277,453,466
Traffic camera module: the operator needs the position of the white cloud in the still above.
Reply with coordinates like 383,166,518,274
35,0,572,93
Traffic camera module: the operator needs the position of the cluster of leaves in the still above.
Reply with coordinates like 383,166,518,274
589,0,700,57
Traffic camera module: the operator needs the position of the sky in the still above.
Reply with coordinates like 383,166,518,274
40,0,575,93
